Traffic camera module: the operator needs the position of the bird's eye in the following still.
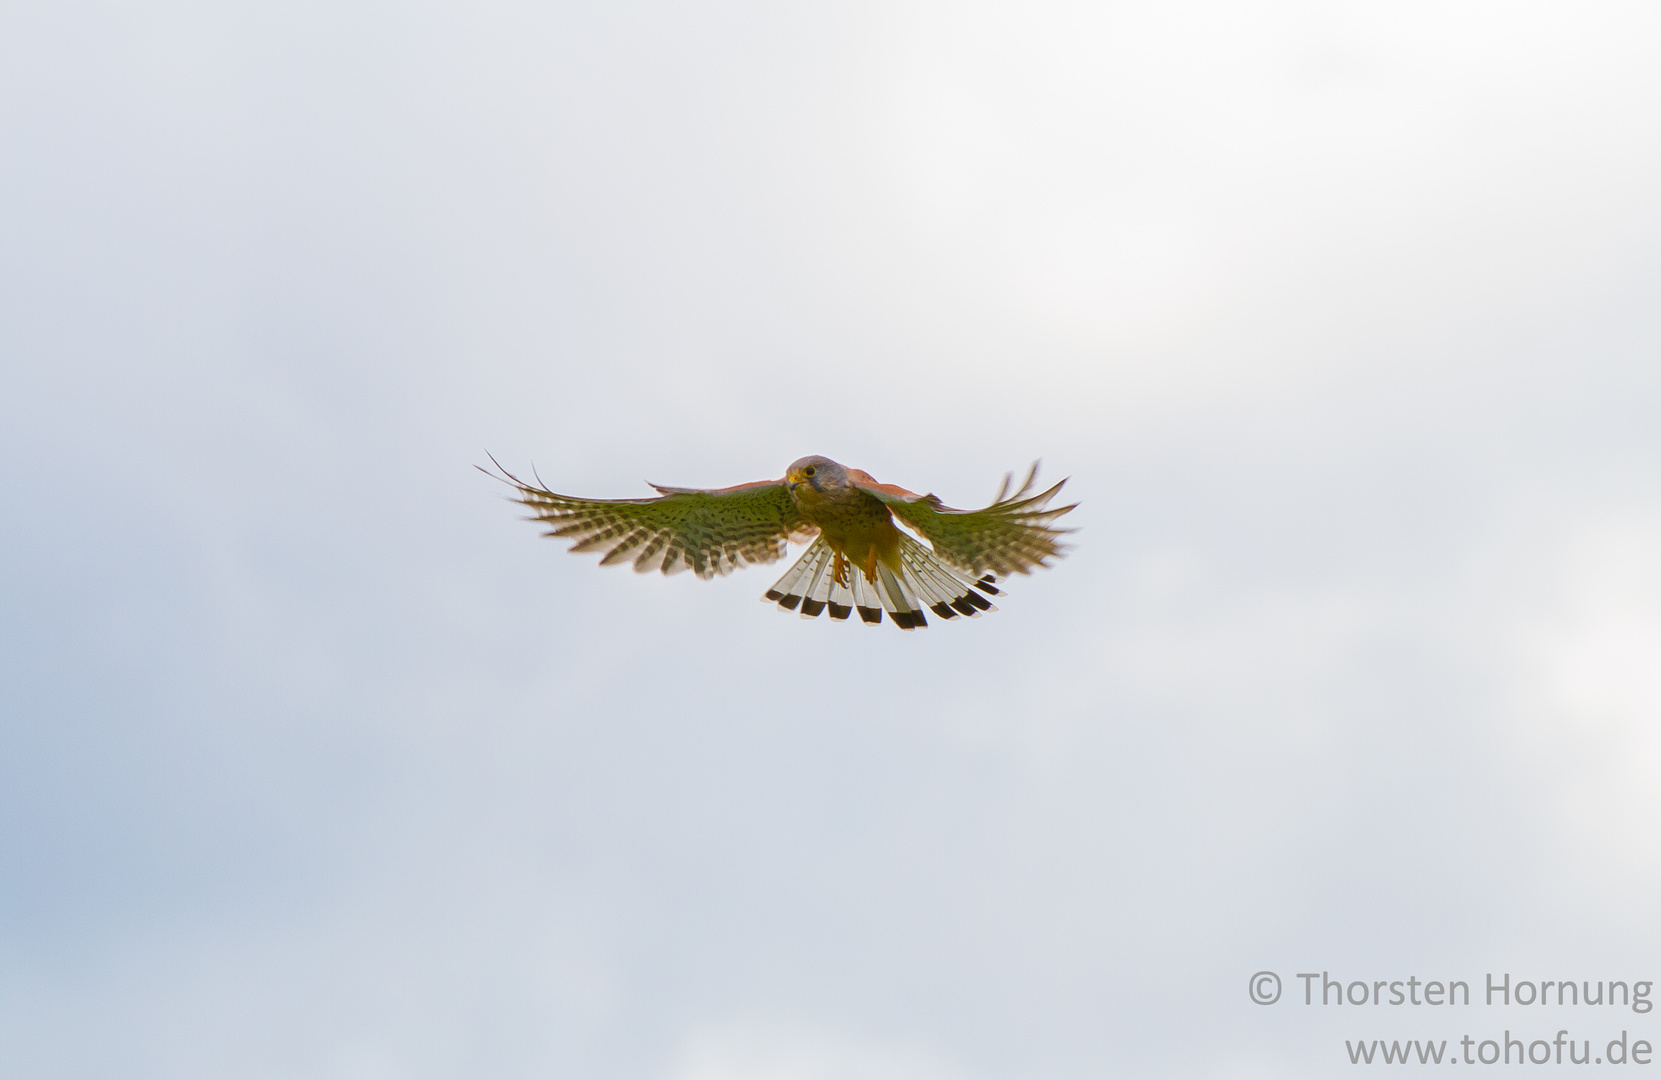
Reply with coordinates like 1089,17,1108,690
803,466,816,477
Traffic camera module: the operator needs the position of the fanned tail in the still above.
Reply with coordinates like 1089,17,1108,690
762,538,835,616
762,534,1003,631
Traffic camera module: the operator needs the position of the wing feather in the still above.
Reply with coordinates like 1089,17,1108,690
852,461,1077,576
484,459,816,580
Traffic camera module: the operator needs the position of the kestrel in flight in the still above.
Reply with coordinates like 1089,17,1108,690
487,455,1076,630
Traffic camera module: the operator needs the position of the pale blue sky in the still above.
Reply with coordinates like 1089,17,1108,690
2,2,1659,1077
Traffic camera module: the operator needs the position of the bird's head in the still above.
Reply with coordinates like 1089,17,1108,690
785,455,847,502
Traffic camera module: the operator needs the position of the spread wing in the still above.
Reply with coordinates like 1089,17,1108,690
485,459,816,579
851,462,1076,576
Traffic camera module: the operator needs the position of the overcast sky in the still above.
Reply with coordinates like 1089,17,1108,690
3,1,1659,1077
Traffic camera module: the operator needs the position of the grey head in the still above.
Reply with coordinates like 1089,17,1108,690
784,455,850,498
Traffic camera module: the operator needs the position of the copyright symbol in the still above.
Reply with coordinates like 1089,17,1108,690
1249,971,1281,1004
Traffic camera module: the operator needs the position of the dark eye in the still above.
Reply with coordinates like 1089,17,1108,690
803,466,816,477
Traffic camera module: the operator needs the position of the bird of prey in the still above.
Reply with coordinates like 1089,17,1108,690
486,455,1076,630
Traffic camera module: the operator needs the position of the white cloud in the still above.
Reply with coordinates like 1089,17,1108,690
2,0,1659,1077
668,1024,961,1080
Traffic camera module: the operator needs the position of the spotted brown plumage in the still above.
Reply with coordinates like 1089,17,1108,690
851,461,1074,577
485,454,1076,630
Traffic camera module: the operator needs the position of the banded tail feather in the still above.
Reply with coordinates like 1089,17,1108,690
761,534,1001,631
